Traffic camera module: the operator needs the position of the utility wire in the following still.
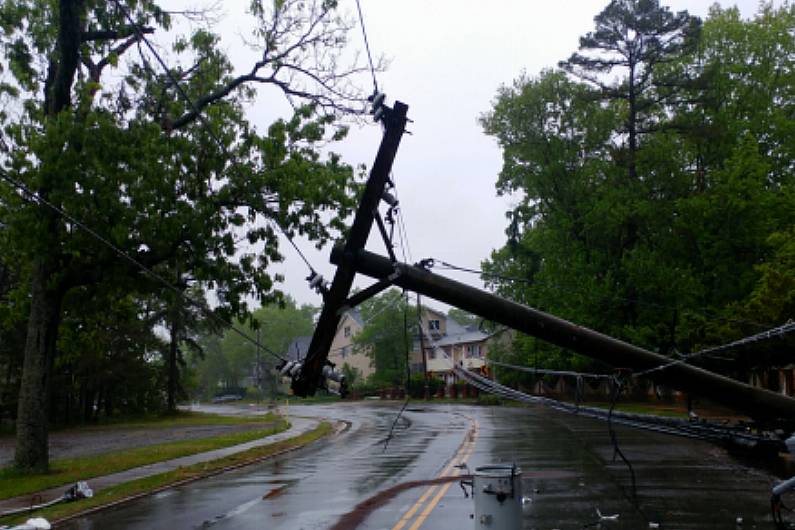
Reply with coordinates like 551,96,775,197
634,320,795,378
486,359,613,380
354,0,379,94
430,257,773,331
113,0,322,278
427,258,795,380
0,169,285,361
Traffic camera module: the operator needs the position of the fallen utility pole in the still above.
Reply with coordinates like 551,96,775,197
331,246,795,423
291,98,409,397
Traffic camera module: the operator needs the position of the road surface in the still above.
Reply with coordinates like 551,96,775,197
62,402,786,529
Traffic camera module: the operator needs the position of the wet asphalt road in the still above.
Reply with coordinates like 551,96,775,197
63,402,785,529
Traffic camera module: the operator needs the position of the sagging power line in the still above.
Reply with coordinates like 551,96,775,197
0,169,285,362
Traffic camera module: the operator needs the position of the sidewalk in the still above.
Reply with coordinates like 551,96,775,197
0,416,320,514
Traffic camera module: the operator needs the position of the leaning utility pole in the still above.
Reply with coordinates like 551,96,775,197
290,96,409,397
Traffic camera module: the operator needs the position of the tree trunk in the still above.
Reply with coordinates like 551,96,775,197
14,260,63,471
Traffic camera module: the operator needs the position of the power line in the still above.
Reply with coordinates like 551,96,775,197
0,169,285,361
485,359,613,380
634,320,795,378
354,0,379,94
429,257,773,331
113,0,322,279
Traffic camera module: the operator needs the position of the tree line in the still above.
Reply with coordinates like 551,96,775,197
481,1,795,387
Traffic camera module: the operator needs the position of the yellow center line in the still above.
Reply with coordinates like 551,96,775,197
391,417,479,530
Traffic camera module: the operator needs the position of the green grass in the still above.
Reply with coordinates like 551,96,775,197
73,410,278,430
0,410,279,439
0,422,333,526
0,415,287,500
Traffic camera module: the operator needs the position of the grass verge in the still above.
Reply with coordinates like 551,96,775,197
0,421,333,526
0,414,286,500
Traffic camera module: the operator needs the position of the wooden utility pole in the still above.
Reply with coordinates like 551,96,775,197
331,247,795,423
416,294,430,399
292,100,409,397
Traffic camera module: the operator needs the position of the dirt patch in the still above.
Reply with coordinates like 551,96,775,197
0,423,274,466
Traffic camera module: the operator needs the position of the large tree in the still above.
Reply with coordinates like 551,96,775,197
560,0,700,182
482,4,795,375
0,0,367,471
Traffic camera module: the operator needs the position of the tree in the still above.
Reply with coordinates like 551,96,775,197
191,296,315,398
560,0,700,181
354,289,414,387
0,0,368,471
482,4,795,378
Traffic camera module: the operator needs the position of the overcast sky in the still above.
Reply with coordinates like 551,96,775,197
205,0,777,313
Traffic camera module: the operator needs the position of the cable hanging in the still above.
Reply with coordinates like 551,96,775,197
354,0,379,95
634,319,795,378
486,359,613,380
0,169,285,362
112,0,324,285
428,257,773,331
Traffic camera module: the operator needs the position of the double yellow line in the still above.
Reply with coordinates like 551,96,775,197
391,418,479,530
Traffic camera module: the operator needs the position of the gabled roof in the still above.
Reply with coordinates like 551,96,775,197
284,335,312,361
347,308,364,327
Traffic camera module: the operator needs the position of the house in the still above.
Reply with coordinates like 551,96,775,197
750,364,795,396
414,307,492,384
284,335,312,361
327,309,374,379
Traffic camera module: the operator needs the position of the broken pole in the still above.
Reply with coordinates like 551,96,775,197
292,101,409,397
331,247,795,423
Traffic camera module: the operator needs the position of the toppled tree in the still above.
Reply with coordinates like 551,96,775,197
0,0,373,471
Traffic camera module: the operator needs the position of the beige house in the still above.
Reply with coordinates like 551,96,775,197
327,309,374,380
414,307,492,384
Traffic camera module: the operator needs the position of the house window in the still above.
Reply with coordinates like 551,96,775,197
344,326,351,338
340,345,349,358
428,319,440,331
428,348,436,360
465,344,481,358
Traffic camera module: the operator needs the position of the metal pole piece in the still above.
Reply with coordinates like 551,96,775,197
331,247,795,422
292,101,409,397
417,294,430,399
256,328,261,403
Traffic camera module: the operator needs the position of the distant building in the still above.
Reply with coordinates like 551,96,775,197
414,307,493,384
284,335,312,362
750,364,795,396
328,309,374,379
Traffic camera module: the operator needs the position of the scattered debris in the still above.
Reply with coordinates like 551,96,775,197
596,508,620,521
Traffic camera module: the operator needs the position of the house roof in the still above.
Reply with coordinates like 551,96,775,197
347,308,364,327
284,335,312,361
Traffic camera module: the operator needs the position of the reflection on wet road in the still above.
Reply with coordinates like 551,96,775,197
64,403,782,529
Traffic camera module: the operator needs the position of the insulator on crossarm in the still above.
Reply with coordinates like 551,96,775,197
306,271,330,297
368,92,386,115
279,360,301,379
381,190,398,207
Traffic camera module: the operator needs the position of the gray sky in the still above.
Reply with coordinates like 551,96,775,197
207,0,776,312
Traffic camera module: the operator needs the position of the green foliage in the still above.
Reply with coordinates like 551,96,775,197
354,289,414,387
447,308,478,327
0,0,368,469
482,3,795,374
191,296,315,398
407,374,443,399
341,363,362,388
